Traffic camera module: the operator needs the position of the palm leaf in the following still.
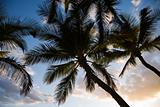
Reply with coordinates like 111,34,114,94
38,0,56,23
88,41,129,64
138,7,160,44
87,38,109,57
38,0,50,18
104,0,119,16
44,61,78,84
54,69,77,105
35,24,61,42
79,0,92,16
65,2,84,23
0,57,32,95
140,36,160,51
0,17,39,51
0,34,27,51
38,0,66,23
25,43,74,65
84,73,95,92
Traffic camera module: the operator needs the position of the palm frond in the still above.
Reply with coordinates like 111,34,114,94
0,18,27,51
35,24,61,42
0,34,27,51
38,0,50,17
0,17,40,51
92,62,117,90
103,0,119,17
119,55,136,77
119,14,138,30
138,7,160,44
89,49,130,67
38,0,55,23
140,36,160,51
83,20,94,35
54,69,77,105
0,17,39,34
88,38,129,64
79,0,92,16
84,73,95,92
113,14,139,45
65,2,84,23
154,45,160,51
0,57,32,95
104,49,129,62
25,43,74,65
17,18,41,37
64,0,73,12
108,24,138,51
38,0,66,23
44,61,78,84
94,0,119,17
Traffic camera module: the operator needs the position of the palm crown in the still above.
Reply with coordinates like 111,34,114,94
25,1,129,106
109,7,160,77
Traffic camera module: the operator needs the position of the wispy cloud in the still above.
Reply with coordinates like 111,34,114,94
0,77,54,105
131,0,141,7
118,52,160,101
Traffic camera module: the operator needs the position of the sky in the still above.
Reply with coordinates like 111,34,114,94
0,0,160,107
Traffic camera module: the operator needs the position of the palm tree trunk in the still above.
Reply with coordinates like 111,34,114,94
138,55,160,77
79,57,130,107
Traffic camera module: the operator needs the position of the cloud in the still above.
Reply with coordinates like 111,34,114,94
0,77,54,105
131,0,141,7
119,70,160,101
117,51,160,101
73,86,111,102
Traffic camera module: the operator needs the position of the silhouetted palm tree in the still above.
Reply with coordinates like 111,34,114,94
0,4,33,95
109,7,160,77
26,1,130,107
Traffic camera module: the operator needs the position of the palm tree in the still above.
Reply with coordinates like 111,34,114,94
0,4,33,95
109,7,160,77
26,1,130,107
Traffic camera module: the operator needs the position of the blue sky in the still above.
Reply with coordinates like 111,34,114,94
0,0,160,107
